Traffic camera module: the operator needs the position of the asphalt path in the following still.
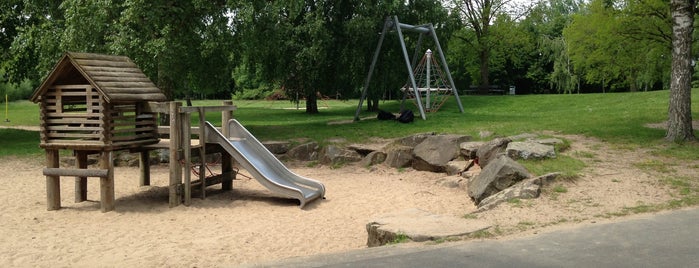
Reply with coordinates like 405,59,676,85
251,207,699,268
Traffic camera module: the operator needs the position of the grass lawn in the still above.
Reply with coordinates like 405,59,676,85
1,89,697,159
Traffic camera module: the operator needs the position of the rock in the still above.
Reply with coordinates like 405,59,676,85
467,155,531,204
360,151,387,167
506,141,556,160
114,152,139,167
286,142,320,161
262,141,291,154
507,133,538,141
476,137,511,168
477,172,561,211
533,138,565,146
446,160,469,176
348,143,385,156
384,145,414,168
412,134,471,172
319,145,363,165
460,163,481,180
390,132,436,148
477,177,541,211
460,141,484,160
366,208,491,247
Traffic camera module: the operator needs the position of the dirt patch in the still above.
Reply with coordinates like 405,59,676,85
0,134,696,267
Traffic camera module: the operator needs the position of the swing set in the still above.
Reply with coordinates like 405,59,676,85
354,16,464,121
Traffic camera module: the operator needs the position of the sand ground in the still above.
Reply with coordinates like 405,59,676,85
0,134,696,267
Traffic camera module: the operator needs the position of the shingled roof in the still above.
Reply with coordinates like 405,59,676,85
31,52,167,103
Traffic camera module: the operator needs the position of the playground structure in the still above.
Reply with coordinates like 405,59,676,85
31,52,325,212
400,49,454,113
355,16,464,121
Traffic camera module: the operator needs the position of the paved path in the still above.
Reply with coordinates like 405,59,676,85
251,207,699,268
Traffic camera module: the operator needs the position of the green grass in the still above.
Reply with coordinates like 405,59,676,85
2,89,698,158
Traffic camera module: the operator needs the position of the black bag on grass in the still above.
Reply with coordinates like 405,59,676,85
397,110,414,123
377,109,396,120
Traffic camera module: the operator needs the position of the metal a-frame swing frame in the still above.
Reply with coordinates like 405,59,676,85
354,16,464,121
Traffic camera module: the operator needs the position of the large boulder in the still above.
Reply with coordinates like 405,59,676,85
477,173,561,211
412,134,471,172
286,142,320,161
446,160,470,176
390,132,436,147
384,145,414,168
506,141,556,160
460,141,484,160
467,155,531,204
366,208,491,247
360,151,387,167
319,145,363,165
476,137,511,167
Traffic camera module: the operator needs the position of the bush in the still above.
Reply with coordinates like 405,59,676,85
232,86,275,100
1,79,35,101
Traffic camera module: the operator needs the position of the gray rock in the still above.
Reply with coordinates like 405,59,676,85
506,141,556,160
319,145,363,165
390,132,436,148
507,133,538,141
348,143,384,156
384,145,414,168
263,141,291,154
467,155,531,204
460,141,484,160
476,137,511,168
360,151,387,167
446,160,469,176
477,177,541,211
412,134,471,172
533,138,565,146
286,142,320,161
366,208,491,247
477,172,561,211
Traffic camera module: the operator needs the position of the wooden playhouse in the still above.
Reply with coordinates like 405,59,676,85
31,52,168,212
32,52,237,212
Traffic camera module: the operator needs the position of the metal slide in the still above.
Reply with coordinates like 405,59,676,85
204,120,325,208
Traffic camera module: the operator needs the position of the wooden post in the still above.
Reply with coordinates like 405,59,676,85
183,111,192,206
222,100,233,137
99,151,115,212
139,150,150,186
46,149,61,211
75,150,88,202
198,107,206,199
168,102,182,207
221,100,234,191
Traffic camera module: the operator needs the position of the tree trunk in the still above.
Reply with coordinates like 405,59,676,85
306,92,319,114
667,0,696,142
478,47,490,95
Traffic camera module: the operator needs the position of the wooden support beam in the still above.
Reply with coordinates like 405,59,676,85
168,102,182,207
75,151,88,203
46,149,61,211
43,168,109,178
198,107,206,199
99,151,115,212
139,150,150,186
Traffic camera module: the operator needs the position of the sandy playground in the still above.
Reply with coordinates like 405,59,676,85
0,134,696,267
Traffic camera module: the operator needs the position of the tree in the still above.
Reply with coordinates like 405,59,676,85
666,0,695,142
235,0,453,114
452,0,513,94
